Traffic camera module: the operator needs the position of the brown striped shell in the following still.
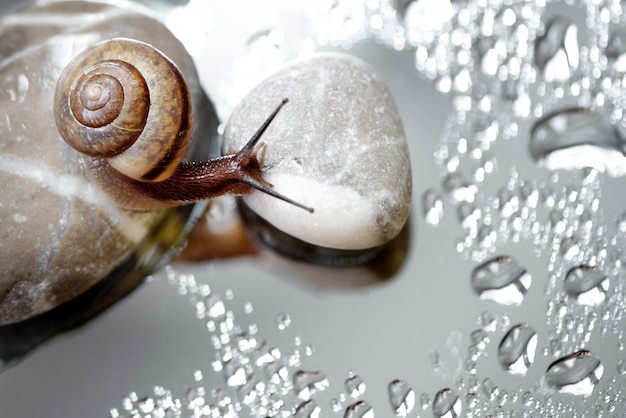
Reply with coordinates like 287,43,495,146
54,38,192,183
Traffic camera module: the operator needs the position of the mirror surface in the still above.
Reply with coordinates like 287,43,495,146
1,0,626,417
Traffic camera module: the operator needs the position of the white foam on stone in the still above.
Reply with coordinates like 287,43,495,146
244,172,381,250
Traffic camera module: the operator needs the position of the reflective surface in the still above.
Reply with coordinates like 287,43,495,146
2,0,626,417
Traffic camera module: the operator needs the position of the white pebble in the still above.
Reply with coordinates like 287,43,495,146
223,53,412,250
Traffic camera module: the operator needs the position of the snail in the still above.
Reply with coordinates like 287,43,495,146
54,37,313,213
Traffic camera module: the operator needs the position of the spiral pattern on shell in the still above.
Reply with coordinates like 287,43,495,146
54,38,193,182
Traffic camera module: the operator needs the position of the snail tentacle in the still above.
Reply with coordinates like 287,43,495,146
230,98,314,213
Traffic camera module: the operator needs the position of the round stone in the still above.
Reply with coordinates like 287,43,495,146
0,1,211,324
223,53,412,250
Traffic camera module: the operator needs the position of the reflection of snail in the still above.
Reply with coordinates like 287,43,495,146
54,38,312,212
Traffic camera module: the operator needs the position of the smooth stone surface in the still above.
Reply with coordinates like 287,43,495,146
0,2,208,324
223,53,412,250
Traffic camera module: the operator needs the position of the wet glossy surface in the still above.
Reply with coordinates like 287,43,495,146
2,0,626,417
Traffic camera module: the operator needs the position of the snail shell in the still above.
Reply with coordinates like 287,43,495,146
54,37,192,183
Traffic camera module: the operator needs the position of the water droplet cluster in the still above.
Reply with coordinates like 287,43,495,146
110,267,323,418
109,0,626,416
303,0,626,414
402,0,626,411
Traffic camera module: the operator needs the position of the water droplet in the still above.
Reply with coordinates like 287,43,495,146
432,388,462,418
237,375,262,405
265,361,289,385
479,310,497,331
223,359,247,387
294,371,330,400
465,391,478,410
243,301,254,313
206,294,226,318
564,265,609,306
137,396,155,414
295,400,321,418
443,172,478,202
471,255,532,305
388,380,415,417
470,328,489,353
344,400,374,418
530,107,626,177
5,73,29,103
236,332,258,352
423,188,444,225
481,378,498,401
497,187,520,218
420,391,430,409
498,323,538,375
430,349,441,371
560,236,581,261
496,389,508,407
404,0,454,35
276,312,291,330
535,17,579,82
607,29,626,72
476,37,501,76
345,374,366,398
457,202,480,230
251,342,278,367
545,350,604,396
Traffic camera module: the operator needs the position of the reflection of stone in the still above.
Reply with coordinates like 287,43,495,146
0,2,207,324
534,17,579,82
530,107,626,177
223,54,412,250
